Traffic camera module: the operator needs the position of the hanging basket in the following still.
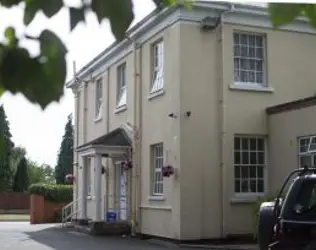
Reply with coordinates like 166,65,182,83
65,174,75,184
162,165,174,178
121,160,133,171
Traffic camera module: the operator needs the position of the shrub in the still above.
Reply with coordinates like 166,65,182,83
28,183,73,202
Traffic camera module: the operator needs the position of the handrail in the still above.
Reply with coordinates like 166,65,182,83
61,197,82,227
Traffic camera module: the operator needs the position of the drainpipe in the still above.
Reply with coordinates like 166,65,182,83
105,68,110,215
135,42,143,234
131,40,138,236
217,3,234,238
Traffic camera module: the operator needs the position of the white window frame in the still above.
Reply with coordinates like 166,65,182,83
151,143,164,196
233,135,267,196
117,63,127,108
233,31,266,88
95,78,103,120
298,135,316,168
151,40,164,93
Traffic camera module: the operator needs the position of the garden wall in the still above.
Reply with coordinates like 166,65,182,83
30,194,67,224
0,193,30,210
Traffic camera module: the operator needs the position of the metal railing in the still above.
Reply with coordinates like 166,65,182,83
61,197,82,227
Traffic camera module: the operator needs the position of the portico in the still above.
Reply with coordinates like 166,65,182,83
75,126,133,224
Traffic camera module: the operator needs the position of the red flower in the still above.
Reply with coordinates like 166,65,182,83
162,165,174,177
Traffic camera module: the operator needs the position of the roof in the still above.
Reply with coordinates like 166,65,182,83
266,96,316,115
66,1,311,90
76,127,132,150
66,1,272,89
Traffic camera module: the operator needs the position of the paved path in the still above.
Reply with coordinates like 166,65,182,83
0,222,257,250
0,222,172,250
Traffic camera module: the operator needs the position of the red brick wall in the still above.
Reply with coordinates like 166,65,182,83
30,194,67,224
0,193,30,210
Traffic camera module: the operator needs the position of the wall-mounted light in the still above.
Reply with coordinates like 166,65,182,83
168,113,177,118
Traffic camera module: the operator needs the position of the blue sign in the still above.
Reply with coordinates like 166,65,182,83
106,211,117,223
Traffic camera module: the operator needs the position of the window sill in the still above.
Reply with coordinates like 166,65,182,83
114,104,127,114
148,89,165,100
148,195,165,201
93,116,103,123
231,194,265,204
87,195,93,200
229,83,274,93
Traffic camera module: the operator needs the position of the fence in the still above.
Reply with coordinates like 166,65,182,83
0,193,30,210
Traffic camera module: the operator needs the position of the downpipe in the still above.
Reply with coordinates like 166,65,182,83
217,3,234,238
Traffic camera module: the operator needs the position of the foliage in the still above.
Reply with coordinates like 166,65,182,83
269,3,316,29
0,0,189,109
0,105,14,191
11,146,26,174
28,183,73,202
12,156,29,192
28,160,55,185
55,114,74,184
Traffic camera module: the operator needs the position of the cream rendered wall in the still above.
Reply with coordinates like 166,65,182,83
222,24,316,235
268,106,316,193
140,24,181,239
178,23,222,240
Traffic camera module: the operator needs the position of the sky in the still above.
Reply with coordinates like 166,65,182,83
0,0,156,167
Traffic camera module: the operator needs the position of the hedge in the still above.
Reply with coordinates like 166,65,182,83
28,183,73,202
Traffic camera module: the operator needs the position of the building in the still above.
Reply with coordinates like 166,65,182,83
65,1,316,241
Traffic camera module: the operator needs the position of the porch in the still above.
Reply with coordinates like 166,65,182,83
66,125,135,235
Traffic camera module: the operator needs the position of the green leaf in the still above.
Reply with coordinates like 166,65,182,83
91,0,134,40
268,3,303,28
23,0,41,26
41,0,63,18
4,27,15,42
0,30,67,109
0,0,22,8
69,7,86,31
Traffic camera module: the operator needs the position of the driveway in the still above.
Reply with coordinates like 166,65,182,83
0,222,173,250
0,222,257,250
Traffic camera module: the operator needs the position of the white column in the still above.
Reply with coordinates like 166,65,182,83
94,154,102,221
80,156,87,219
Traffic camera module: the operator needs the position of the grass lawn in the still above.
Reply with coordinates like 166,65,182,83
0,214,30,221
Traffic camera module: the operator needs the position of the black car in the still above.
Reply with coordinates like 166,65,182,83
258,167,316,250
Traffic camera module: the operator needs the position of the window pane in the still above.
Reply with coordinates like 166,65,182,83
241,179,249,192
250,138,257,150
250,152,257,164
257,179,264,192
242,139,249,150
258,152,264,164
249,167,256,178
235,152,241,164
250,180,256,192
257,166,264,178
241,166,249,178
235,180,240,193
257,139,264,151
235,166,241,178
234,137,241,150
300,155,312,168
242,152,249,164
234,33,239,44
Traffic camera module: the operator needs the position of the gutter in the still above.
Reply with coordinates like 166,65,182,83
215,3,234,238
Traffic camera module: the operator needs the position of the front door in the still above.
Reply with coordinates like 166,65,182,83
119,166,127,220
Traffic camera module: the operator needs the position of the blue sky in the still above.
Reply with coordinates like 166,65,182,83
0,0,156,167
